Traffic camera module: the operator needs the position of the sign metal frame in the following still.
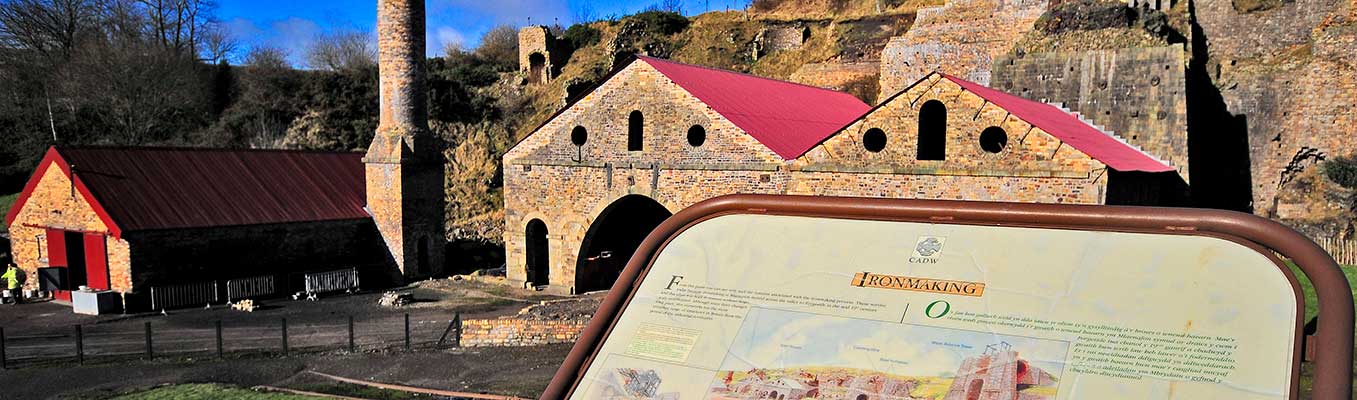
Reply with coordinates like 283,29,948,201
543,194,1355,399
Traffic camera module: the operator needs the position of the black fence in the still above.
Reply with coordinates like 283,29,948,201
0,313,462,369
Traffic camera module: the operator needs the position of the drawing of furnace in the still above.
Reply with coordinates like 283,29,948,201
944,343,1059,400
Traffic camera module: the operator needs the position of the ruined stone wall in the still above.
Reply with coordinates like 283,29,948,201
518,25,558,83
878,0,1048,98
1194,0,1340,60
790,62,880,91
7,162,132,293
990,45,1190,180
460,317,589,347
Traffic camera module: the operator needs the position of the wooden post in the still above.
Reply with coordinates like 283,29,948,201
75,325,83,364
404,313,411,351
281,318,289,356
144,322,153,359
453,312,461,348
347,316,355,353
215,320,223,358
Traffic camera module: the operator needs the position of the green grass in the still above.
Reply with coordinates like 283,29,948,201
113,384,324,400
0,192,16,233
1286,261,1357,323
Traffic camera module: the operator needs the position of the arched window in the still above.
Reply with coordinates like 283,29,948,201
628,110,643,151
917,100,946,160
862,128,887,152
980,126,1008,153
571,126,587,146
687,125,706,147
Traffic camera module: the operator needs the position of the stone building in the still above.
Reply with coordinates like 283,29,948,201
942,345,1058,400
502,56,1179,294
2,147,391,307
2,0,443,311
519,25,562,84
878,0,1047,96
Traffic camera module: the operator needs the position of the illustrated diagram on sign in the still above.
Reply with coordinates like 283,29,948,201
587,367,682,400
707,308,1067,400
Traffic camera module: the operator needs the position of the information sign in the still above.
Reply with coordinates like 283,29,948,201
545,195,1353,400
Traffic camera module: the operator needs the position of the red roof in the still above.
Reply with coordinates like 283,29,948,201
5,147,368,237
941,73,1174,173
640,56,872,160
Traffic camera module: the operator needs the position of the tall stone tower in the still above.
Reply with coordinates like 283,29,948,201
366,0,445,280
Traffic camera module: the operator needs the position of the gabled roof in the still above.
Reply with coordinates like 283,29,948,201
640,56,872,160
4,146,368,237
939,73,1174,173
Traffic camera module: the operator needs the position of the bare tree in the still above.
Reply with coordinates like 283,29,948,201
198,23,235,63
475,25,518,69
572,1,597,24
304,29,376,72
244,44,289,70
136,0,218,57
0,0,101,60
660,0,684,13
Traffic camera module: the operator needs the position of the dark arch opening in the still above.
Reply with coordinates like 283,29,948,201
526,219,549,287
687,124,706,147
571,126,588,146
863,128,886,152
965,379,984,400
575,195,671,293
528,52,546,83
980,126,1007,153
918,100,946,160
628,111,644,151
415,236,428,276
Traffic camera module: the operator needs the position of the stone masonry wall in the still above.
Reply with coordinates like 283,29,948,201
990,45,1190,180
799,74,1109,178
505,63,1125,293
518,25,557,83
790,62,880,91
878,0,1048,98
460,318,590,347
7,162,133,293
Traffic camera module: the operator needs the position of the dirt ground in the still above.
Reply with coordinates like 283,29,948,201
0,279,592,399
0,344,574,399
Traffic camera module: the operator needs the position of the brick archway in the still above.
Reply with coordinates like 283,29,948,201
574,194,672,294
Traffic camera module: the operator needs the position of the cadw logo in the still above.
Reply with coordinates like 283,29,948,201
910,236,946,264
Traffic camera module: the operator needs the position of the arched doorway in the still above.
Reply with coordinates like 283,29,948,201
575,195,671,293
965,379,984,400
918,99,947,160
528,52,546,83
526,219,550,287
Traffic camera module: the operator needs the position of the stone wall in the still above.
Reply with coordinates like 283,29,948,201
519,25,559,83
878,0,1048,98
460,317,590,347
790,62,880,94
990,45,1190,180
7,161,133,293
504,63,1137,293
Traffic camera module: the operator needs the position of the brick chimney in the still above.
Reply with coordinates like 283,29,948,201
365,0,445,281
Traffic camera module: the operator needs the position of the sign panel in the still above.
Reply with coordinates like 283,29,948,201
563,206,1319,399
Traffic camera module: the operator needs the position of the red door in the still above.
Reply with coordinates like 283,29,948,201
84,233,109,290
45,228,70,301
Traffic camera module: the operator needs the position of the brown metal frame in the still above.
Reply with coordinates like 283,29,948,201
543,194,1355,400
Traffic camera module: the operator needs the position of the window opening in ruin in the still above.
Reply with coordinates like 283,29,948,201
966,379,984,400
571,126,588,146
528,52,546,84
575,195,671,294
863,128,887,152
628,111,644,151
687,125,706,147
980,126,1008,153
526,219,550,287
918,100,947,160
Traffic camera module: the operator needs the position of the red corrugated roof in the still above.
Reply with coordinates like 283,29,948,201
940,73,1174,173
640,56,872,160
5,146,368,236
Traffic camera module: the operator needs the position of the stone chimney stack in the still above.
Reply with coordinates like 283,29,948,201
365,0,445,281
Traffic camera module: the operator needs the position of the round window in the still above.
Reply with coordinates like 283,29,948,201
862,128,886,153
571,126,587,146
980,126,1007,153
687,125,707,147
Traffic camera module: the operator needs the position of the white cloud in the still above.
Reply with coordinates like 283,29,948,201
430,26,467,55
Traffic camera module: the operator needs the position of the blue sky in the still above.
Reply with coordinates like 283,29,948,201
217,0,752,66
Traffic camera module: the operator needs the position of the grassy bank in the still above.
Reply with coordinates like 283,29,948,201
113,384,323,400
0,192,16,233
